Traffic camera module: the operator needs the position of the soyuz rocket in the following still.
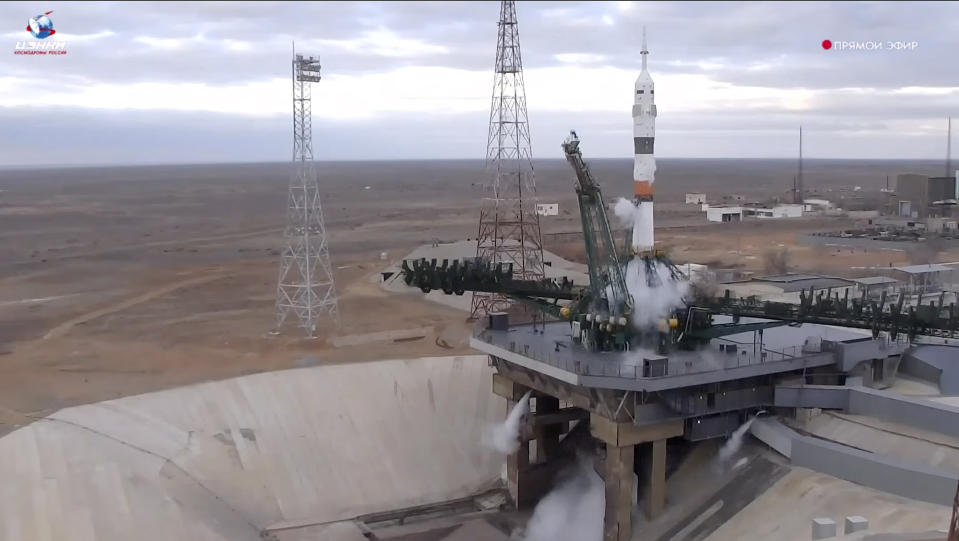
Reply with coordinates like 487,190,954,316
631,28,656,252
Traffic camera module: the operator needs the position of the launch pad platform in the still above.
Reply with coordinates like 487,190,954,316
475,313,911,541
471,317,898,392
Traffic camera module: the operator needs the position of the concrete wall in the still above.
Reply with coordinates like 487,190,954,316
899,349,944,385
0,356,506,541
790,434,958,506
775,384,959,439
750,418,794,457
706,206,743,222
900,345,959,395
848,387,959,439
751,419,959,506
774,385,849,410
825,337,900,372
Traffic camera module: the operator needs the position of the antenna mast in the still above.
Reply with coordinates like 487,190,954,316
274,52,339,337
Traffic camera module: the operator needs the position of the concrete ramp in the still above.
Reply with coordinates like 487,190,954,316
704,468,950,541
750,418,959,506
775,384,959,439
900,345,959,395
0,355,505,541
804,413,959,471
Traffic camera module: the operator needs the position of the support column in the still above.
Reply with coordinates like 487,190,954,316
534,394,560,463
645,438,666,519
589,413,683,533
507,424,532,508
604,444,635,541
493,373,533,508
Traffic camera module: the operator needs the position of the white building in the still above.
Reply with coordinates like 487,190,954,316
535,203,559,216
925,217,957,233
804,198,833,210
852,276,899,301
685,193,706,204
706,206,743,223
773,204,804,218
743,204,804,219
888,264,956,296
677,262,713,284
720,274,856,304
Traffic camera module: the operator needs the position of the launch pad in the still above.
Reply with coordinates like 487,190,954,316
400,122,959,541
473,313,908,540
393,12,959,541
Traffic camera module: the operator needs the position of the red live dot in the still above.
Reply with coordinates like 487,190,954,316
822,39,833,50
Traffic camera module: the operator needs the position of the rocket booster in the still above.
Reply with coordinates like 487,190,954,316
631,28,656,252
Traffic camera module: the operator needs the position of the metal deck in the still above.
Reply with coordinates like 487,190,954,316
471,317,896,392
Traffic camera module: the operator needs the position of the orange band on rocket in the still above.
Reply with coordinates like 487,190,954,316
634,181,654,198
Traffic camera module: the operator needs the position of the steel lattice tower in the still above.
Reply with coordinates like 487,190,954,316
471,0,545,318
274,53,338,337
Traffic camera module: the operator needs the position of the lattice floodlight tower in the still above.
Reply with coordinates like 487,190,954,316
471,0,545,319
274,53,339,338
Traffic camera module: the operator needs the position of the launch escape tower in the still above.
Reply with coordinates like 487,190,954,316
471,0,546,318
274,52,339,337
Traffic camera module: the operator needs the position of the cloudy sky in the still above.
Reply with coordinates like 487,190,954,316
2,1,958,165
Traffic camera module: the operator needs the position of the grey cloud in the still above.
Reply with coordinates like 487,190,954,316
1,1,957,164
4,1,956,90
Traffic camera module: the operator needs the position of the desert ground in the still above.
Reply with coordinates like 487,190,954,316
1,157,957,436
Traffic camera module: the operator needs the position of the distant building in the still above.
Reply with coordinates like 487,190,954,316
706,206,742,223
873,216,925,230
535,203,559,216
803,198,833,212
852,276,899,300
897,200,914,218
887,263,956,296
896,173,958,218
925,217,958,233
719,273,856,304
742,204,804,219
685,193,706,204
676,262,713,284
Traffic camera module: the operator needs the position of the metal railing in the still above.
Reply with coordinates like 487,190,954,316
475,330,818,381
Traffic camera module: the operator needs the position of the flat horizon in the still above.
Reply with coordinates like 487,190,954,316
1,156,953,172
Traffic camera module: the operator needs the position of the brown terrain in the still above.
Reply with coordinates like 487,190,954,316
0,157,955,436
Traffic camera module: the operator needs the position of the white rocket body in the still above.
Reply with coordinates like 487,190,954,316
631,30,656,251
